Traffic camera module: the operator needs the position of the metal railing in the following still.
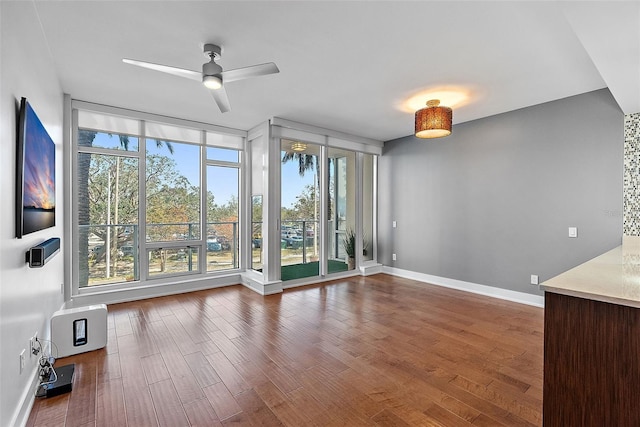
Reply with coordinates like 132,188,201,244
79,221,240,286
80,218,342,286
280,219,320,265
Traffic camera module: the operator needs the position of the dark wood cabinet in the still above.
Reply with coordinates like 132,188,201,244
543,291,640,426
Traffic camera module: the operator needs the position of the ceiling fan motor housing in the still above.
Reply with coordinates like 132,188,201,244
202,44,223,88
204,43,222,60
203,60,223,77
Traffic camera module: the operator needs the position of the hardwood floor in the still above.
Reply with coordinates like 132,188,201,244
26,274,543,426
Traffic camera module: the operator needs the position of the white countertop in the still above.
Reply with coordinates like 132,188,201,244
541,236,640,308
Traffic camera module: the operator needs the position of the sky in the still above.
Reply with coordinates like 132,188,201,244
91,133,310,207
281,156,315,208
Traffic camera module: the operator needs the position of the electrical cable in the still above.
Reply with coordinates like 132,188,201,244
33,338,60,398
34,337,59,359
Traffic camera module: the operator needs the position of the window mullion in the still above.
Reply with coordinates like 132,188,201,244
71,108,80,295
355,152,364,268
200,131,207,274
139,120,149,283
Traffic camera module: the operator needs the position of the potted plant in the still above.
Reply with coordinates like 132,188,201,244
343,228,356,269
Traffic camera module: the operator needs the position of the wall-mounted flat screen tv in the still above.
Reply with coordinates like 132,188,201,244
16,97,56,238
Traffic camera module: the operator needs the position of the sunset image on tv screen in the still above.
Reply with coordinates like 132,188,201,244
22,102,55,235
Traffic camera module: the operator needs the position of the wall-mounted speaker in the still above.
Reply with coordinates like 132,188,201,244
26,237,60,268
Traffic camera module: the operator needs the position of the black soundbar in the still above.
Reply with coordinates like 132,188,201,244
26,237,60,268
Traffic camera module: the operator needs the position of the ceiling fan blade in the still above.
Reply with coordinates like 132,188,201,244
221,62,279,83
211,87,231,113
122,58,201,82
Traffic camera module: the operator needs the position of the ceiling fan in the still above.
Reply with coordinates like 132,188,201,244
123,43,279,113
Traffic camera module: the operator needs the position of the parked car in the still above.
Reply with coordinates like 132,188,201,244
207,240,222,251
215,236,231,250
120,245,134,257
284,236,304,249
281,229,300,239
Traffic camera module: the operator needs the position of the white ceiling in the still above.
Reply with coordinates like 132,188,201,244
33,1,640,142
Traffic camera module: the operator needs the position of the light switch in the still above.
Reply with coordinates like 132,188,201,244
568,227,578,238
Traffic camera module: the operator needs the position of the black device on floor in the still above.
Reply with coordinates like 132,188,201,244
42,364,75,398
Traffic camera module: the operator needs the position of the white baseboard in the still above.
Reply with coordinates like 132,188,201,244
360,262,383,276
67,274,242,308
382,266,544,308
240,271,283,295
12,300,66,427
12,359,41,427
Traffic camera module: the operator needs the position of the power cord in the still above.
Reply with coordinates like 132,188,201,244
33,338,59,398
33,337,59,359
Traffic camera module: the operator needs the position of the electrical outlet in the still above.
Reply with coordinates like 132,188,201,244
19,349,26,374
392,221,397,228
531,274,539,285
392,253,397,261
30,333,38,357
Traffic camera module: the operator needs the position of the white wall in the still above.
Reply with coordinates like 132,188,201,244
0,2,65,426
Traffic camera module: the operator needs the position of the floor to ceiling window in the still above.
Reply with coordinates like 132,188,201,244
276,139,370,281
249,126,267,274
73,102,243,292
280,139,321,281
77,130,140,286
145,138,201,278
206,147,240,272
328,148,356,271
363,153,376,262
72,109,379,296
251,194,263,271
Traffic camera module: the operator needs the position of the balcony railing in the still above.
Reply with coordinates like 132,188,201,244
80,218,340,287
280,220,320,266
79,221,239,287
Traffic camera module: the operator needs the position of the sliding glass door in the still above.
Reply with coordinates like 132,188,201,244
280,139,320,281
328,148,356,272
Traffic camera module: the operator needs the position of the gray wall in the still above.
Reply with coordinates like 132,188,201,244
379,89,623,295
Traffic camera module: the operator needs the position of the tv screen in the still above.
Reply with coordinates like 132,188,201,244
16,97,56,238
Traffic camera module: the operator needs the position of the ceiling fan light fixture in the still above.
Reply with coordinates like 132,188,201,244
415,99,452,139
203,74,222,90
203,60,223,89
291,142,307,152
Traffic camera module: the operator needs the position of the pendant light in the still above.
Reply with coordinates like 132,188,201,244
414,99,452,139
291,141,307,152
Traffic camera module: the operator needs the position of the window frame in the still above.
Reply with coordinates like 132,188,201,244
71,101,245,296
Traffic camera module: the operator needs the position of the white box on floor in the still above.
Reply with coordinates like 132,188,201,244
51,304,107,357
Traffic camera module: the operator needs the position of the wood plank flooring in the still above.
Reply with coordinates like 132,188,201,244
26,273,543,426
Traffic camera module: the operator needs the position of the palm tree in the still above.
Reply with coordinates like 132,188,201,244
281,151,316,177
